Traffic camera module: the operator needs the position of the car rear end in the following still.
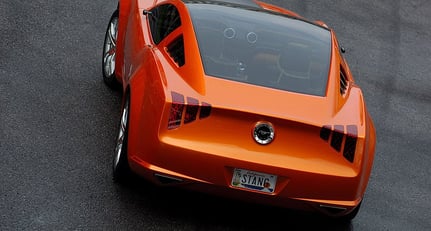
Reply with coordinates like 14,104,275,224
129,0,375,218
128,73,372,216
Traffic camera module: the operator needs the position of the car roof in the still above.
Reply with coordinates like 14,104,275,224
183,0,261,8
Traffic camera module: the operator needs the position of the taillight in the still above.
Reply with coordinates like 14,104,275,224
320,124,358,163
168,92,185,130
168,92,211,130
331,125,344,152
343,125,358,162
184,97,199,124
199,102,211,119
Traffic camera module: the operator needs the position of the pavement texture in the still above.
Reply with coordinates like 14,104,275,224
1,0,430,230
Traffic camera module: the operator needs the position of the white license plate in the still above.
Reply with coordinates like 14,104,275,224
231,168,277,193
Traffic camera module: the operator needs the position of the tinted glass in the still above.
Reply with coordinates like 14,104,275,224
167,35,185,67
187,3,331,96
149,4,181,44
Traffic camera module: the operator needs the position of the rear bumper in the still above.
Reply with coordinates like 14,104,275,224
128,139,364,217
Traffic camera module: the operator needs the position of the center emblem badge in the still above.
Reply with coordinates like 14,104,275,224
253,122,275,145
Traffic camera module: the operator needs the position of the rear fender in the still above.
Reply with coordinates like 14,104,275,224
115,1,133,82
127,48,167,162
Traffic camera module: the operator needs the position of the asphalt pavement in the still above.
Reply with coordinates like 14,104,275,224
1,0,430,230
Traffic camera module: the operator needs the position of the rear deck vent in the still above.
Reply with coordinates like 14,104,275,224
340,68,348,94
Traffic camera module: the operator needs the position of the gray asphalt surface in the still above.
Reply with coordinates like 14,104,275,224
1,0,430,230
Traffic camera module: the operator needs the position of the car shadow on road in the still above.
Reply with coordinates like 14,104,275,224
113,173,353,231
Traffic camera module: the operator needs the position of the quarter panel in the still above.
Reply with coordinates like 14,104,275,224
116,0,133,81
127,48,168,167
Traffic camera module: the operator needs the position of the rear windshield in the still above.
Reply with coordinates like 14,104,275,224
187,3,331,96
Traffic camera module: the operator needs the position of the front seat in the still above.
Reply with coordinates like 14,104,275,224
277,42,312,93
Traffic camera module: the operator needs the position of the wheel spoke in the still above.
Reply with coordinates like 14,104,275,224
103,18,117,77
108,31,116,47
108,21,117,46
114,104,128,168
120,121,126,132
103,53,115,76
103,51,112,63
109,54,115,75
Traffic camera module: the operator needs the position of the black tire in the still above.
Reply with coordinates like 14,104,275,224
112,95,131,182
102,9,120,89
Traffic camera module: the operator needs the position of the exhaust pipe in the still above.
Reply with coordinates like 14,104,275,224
319,204,347,215
154,173,183,184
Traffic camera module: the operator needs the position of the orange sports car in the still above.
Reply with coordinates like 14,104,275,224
102,0,376,220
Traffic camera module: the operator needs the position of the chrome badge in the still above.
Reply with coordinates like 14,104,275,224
253,122,274,145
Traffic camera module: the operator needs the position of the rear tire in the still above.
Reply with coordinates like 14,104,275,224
113,95,131,182
102,10,120,89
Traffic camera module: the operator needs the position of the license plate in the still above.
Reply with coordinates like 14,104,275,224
231,168,277,193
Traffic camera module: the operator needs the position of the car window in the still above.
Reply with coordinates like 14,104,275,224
167,35,185,67
149,4,181,44
187,3,331,96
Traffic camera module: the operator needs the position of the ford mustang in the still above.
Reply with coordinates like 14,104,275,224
102,0,376,220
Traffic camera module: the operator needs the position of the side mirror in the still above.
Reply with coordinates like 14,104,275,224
143,10,152,15
340,46,346,54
